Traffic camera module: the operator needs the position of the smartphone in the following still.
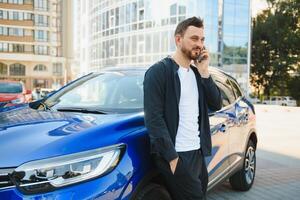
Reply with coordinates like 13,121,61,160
196,46,206,63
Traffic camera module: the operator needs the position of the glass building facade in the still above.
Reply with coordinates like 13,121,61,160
75,0,251,93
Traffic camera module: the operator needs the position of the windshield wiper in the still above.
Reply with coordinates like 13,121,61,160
56,107,110,114
40,102,53,111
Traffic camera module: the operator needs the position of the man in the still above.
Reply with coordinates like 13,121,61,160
32,87,42,100
143,17,222,200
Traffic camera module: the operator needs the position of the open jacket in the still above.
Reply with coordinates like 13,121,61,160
143,57,222,163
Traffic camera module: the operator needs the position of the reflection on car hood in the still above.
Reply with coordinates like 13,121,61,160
0,106,144,167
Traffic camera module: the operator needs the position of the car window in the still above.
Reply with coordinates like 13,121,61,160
211,74,236,108
45,72,144,113
0,82,23,93
229,80,242,99
215,80,235,107
219,86,230,107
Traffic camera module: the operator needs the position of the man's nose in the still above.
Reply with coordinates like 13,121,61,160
196,40,204,49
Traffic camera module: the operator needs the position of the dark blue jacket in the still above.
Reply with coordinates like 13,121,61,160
143,57,222,162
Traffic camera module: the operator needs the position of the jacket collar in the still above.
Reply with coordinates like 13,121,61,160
167,56,179,75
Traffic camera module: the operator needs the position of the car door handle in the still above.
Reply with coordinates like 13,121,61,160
244,113,249,122
220,124,228,133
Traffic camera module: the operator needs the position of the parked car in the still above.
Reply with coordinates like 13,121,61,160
0,80,32,106
281,96,297,106
248,97,261,104
263,96,297,106
0,67,257,199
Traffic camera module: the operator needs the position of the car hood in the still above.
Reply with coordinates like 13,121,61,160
0,93,22,102
0,106,144,167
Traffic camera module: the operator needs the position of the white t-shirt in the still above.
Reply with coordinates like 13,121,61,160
175,66,201,152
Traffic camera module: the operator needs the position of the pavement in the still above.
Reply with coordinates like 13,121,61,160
207,105,300,200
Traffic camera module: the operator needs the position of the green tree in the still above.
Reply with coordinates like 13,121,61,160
251,0,300,98
288,76,300,103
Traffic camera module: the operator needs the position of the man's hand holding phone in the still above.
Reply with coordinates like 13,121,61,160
195,46,210,78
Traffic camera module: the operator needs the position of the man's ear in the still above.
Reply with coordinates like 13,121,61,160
175,34,183,47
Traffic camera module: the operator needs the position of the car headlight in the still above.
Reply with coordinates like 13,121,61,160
11,144,125,194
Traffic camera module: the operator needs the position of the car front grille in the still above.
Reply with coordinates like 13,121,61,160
0,168,15,190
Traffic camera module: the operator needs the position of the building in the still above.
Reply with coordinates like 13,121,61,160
75,0,251,94
0,0,73,90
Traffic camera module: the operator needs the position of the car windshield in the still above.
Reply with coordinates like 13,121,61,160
0,82,23,93
44,71,144,113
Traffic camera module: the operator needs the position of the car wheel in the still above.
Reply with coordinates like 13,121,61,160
229,140,256,191
135,183,172,200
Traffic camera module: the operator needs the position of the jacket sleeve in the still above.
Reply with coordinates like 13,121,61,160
143,64,178,163
201,76,222,111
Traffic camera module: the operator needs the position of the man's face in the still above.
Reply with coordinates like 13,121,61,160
176,26,205,60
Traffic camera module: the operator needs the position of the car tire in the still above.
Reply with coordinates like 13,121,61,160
229,140,256,191
135,183,172,200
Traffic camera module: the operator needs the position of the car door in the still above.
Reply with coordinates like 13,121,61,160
206,74,235,184
227,79,250,168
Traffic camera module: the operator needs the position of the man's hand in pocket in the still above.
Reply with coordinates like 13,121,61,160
169,157,179,174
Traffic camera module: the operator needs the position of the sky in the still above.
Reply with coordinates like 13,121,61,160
251,0,269,17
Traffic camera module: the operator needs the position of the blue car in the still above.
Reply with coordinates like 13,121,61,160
0,67,257,200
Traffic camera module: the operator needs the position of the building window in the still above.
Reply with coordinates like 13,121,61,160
34,64,47,71
34,45,48,55
24,13,33,20
5,0,24,4
33,79,48,88
35,30,48,42
1,11,26,20
0,63,8,75
24,0,32,4
178,5,186,15
0,43,9,52
0,10,7,19
0,27,8,35
170,3,177,16
53,63,62,76
9,63,25,76
8,28,24,36
34,0,48,11
35,14,48,26
12,11,19,20
12,44,24,52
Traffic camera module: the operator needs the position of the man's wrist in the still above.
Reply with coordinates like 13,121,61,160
198,69,210,78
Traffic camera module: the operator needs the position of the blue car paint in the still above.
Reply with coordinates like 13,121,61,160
0,105,149,199
0,69,256,200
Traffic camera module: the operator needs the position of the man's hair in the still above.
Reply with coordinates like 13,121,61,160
174,16,204,36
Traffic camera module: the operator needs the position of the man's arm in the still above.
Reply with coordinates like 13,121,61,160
143,64,179,165
201,76,222,111
195,48,222,111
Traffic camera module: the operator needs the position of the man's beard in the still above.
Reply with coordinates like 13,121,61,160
181,45,200,60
